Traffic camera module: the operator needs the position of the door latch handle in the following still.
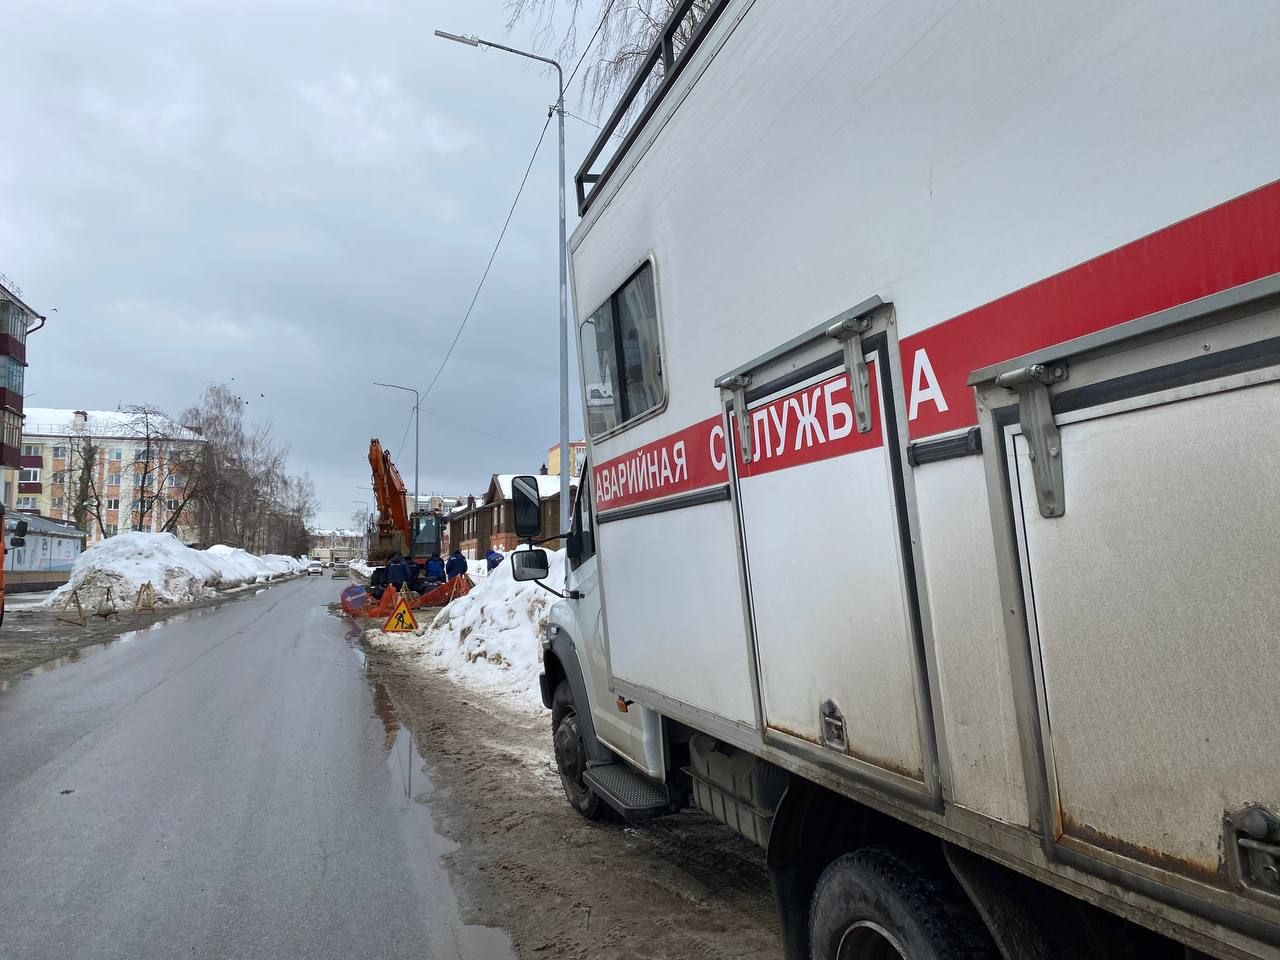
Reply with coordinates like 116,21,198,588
995,362,1069,518
717,373,753,464
825,316,873,434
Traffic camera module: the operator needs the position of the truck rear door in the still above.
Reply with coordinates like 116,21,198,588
975,276,1280,923
719,299,938,801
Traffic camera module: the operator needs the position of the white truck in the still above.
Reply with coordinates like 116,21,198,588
508,2,1280,957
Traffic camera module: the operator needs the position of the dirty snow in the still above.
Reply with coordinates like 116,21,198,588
365,549,564,712
45,532,306,609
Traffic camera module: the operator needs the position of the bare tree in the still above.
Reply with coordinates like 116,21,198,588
68,430,103,537
506,0,713,118
181,383,317,554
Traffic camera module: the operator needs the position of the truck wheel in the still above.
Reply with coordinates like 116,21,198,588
551,681,607,821
810,848,998,960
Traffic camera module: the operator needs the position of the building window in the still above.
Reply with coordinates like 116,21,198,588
105,523,118,536
166,498,180,511
107,473,120,486
2,357,25,397
21,442,39,457
133,447,150,461
110,448,123,461
18,467,39,483
166,474,181,487
1,301,29,345
580,260,664,437
106,497,120,511
50,471,63,484
52,497,65,510
52,445,67,459
0,409,20,451
16,495,36,509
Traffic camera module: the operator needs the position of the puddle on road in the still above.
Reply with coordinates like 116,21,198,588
383,710,517,960
333,600,514,958
0,608,215,692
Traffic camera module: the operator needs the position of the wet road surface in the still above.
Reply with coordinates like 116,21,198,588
0,577,513,960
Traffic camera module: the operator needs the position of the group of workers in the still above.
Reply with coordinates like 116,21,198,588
371,545,506,599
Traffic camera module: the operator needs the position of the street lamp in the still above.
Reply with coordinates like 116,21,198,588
373,381,420,517
434,27,572,533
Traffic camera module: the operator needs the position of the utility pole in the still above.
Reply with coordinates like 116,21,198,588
373,382,420,517
434,29,573,532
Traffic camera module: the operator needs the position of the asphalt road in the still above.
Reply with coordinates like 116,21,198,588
0,577,514,960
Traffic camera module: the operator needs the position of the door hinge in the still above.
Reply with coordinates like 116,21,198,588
717,373,753,464
994,362,1068,518
825,315,873,434
1226,805,1280,900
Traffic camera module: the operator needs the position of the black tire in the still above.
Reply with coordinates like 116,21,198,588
810,848,998,960
550,681,607,821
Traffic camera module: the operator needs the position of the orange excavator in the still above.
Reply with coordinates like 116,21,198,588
367,438,443,573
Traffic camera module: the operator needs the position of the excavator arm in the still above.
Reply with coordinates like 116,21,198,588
368,438,411,562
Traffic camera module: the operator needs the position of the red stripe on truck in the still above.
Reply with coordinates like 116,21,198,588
736,369,883,479
594,415,727,511
593,178,1280,506
594,370,885,510
902,178,1280,438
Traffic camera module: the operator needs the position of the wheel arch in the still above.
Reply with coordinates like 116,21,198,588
766,777,935,960
544,633,613,765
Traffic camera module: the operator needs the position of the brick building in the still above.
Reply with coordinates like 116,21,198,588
446,473,576,559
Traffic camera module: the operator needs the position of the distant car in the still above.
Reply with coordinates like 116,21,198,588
307,561,323,576
331,561,349,579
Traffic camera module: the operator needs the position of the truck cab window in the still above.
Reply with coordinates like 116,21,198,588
580,261,663,436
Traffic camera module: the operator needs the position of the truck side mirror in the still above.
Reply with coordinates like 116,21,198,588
512,475,543,540
14,519,28,538
511,547,550,582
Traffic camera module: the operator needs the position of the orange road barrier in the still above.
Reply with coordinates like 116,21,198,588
341,575,472,619
409,576,472,609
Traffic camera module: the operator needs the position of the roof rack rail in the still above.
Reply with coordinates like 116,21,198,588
573,0,730,216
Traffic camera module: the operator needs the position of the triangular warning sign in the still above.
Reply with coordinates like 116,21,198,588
382,597,419,633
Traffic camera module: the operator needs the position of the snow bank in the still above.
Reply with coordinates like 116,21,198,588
349,559,375,580
45,533,307,608
366,548,564,712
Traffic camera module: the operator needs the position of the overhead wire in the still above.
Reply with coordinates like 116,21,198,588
565,0,619,89
392,407,414,462
419,114,553,404
412,1,617,457
425,411,545,453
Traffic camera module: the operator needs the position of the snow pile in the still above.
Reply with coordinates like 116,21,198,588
349,559,375,580
45,533,306,608
366,548,565,711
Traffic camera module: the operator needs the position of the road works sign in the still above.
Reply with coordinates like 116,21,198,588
382,598,419,633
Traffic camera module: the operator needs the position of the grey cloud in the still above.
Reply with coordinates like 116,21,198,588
3,0,595,528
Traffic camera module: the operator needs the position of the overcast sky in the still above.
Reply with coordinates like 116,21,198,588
1,0,601,529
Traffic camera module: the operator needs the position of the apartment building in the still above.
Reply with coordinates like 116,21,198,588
0,274,45,507
21,408,205,544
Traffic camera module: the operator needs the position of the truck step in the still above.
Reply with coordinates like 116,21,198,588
584,763,678,820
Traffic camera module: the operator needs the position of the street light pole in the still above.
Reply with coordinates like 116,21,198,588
373,382,420,516
434,29,573,534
